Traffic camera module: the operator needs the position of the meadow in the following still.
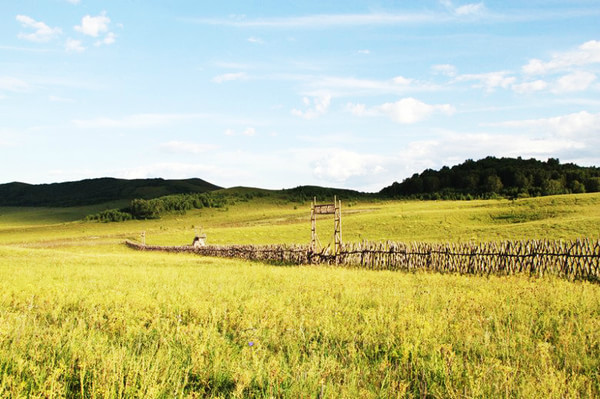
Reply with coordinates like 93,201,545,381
1,193,600,397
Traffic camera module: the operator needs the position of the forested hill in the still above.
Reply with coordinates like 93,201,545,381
0,177,221,207
380,157,600,199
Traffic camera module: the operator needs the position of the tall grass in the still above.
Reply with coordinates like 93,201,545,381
1,246,599,397
1,194,600,397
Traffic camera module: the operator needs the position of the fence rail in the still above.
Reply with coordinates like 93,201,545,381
125,238,600,281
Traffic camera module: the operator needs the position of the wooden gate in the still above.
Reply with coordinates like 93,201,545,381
310,196,342,254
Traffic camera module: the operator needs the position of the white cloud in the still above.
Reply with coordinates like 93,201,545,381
224,128,235,136
0,76,30,92
487,111,600,138
552,71,596,93
72,113,208,128
454,3,485,16
242,127,256,136
347,98,455,123
160,141,218,154
523,40,600,75
440,1,485,16
357,49,370,55
95,32,116,46
406,133,585,167
512,79,548,94
65,38,85,52
392,76,413,85
73,12,117,46
380,98,454,124
66,0,80,4
312,149,388,183
454,71,516,92
346,103,370,117
292,93,331,119
211,72,247,83
16,15,62,42
431,64,457,77
75,12,110,37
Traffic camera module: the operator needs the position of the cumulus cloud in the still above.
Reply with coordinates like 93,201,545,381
399,132,586,174
522,40,600,75
380,98,455,123
65,38,85,52
349,97,454,124
454,71,516,92
75,12,110,37
292,93,331,119
512,79,548,94
211,72,247,83
392,76,413,85
16,15,62,42
312,149,387,182
345,103,370,117
552,71,596,93
96,32,116,46
74,12,116,46
454,3,485,16
487,111,600,138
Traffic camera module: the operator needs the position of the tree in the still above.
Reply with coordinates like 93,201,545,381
484,175,503,193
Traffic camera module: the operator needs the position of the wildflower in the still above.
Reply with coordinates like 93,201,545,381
248,341,254,347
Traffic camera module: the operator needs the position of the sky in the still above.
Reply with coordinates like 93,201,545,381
1,0,599,192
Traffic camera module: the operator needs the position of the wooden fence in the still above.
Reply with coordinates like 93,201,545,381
125,238,600,281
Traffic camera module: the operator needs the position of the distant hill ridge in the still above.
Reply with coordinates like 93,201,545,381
380,156,600,199
2,157,600,207
0,177,221,207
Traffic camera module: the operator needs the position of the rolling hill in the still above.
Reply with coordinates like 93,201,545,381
0,177,221,207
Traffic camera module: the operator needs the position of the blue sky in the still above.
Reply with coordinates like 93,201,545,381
1,1,599,191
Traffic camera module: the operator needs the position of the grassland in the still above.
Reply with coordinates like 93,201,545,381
1,193,600,397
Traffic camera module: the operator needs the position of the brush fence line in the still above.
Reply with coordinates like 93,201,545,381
125,239,600,281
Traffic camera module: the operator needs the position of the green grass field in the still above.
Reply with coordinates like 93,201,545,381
1,193,600,397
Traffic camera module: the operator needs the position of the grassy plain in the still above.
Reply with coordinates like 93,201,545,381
1,193,600,397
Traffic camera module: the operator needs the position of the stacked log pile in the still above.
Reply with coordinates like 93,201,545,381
125,238,600,281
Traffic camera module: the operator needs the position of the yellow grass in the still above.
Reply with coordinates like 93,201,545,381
1,193,600,397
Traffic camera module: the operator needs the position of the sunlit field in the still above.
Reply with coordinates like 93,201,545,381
1,193,600,397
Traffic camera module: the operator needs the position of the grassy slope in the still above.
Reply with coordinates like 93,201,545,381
1,194,600,397
2,193,599,247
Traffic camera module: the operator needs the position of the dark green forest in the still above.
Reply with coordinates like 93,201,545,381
380,157,600,199
0,177,221,207
85,192,228,222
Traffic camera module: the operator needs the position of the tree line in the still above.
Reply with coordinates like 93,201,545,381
380,157,600,200
85,192,227,222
